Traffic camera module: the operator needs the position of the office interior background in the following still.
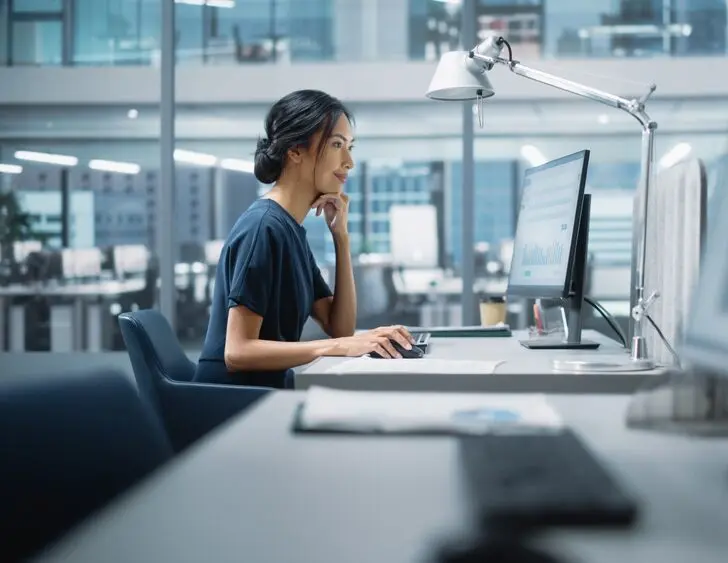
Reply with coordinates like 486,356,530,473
1,0,728,355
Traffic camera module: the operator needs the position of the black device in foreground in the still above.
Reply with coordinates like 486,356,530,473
369,339,425,359
506,150,599,350
459,430,639,530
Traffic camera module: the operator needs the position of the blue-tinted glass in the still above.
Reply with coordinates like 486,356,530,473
408,0,460,60
176,4,204,64
13,0,61,12
0,0,8,64
545,0,670,58
205,0,332,63
449,161,516,267
673,0,727,55
587,162,640,190
73,0,149,65
12,20,62,65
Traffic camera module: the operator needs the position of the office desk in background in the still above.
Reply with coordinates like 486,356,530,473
297,330,666,394
0,280,146,352
38,392,728,563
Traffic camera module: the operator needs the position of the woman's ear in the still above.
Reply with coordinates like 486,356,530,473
287,146,303,164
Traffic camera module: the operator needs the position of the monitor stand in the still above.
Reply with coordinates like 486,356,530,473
520,194,600,351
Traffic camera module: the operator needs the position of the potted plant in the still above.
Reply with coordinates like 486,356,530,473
0,189,34,265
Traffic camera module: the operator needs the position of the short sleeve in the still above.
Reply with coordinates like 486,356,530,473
309,247,333,302
226,224,276,316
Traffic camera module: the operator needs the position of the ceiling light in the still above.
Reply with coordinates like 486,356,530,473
597,114,610,124
14,150,78,167
89,159,141,175
659,142,692,168
0,163,23,174
520,145,547,167
174,149,218,166
127,108,139,119
220,158,254,173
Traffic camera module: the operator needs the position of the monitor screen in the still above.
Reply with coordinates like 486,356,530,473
389,204,438,268
61,248,102,279
507,150,590,299
113,245,148,276
681,178,728,376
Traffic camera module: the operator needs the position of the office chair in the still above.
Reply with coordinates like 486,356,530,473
118,309,273,452
0,367,173,562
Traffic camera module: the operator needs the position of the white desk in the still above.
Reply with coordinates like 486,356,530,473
297,329,666,394
38,393,728,563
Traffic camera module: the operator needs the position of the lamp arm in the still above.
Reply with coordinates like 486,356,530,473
469,52,656,127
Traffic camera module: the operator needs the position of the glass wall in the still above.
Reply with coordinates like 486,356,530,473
1,0,728,354
1,0,726,66
2,0,65,65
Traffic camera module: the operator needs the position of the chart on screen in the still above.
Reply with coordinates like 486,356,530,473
508,157,584,288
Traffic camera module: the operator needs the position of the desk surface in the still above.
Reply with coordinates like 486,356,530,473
39,392,728,563
0,279,145,298
297,330,666,394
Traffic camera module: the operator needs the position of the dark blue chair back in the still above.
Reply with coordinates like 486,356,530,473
0,368,173,561
118,309,195,407
118,309,273,452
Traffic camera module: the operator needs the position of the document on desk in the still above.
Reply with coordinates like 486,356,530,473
325,357,504,375
295,386,564,435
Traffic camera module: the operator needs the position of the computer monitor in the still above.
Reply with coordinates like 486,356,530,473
389,204,438,268
112,245,148,278
507,150,598,350
680,173,728,376
60,248,102,280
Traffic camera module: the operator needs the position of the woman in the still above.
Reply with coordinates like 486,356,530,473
195,89,415,389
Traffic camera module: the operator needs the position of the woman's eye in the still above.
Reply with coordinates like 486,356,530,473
332,141,343,149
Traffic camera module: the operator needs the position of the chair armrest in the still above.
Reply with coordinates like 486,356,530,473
158,380,273,452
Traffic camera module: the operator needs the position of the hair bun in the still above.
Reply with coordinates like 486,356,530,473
254,136,283,184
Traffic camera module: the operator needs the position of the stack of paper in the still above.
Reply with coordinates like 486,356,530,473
295,386,565,435
325,357,504,375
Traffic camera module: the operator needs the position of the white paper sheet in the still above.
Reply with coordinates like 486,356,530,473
326,357,504,375
297,386,564,434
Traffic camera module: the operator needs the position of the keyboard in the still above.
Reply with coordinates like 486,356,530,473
411,332,431,353
459,430,638,530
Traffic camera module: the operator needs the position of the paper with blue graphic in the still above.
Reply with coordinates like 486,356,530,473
298,386,564,435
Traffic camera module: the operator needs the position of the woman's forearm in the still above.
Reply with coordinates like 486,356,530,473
225,338,334,372
328,233,357,337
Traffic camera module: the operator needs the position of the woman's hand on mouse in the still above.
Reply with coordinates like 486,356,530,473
312,192,349,236
326,333,402,359
363,325,415,351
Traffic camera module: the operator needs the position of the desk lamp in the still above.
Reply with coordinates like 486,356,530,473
426,36,658,371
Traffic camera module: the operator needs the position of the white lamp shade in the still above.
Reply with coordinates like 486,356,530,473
426,51,495,101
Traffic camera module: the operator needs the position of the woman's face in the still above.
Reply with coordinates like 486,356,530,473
304,114,355,195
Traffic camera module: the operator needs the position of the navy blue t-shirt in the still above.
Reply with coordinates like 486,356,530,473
195,198,332,389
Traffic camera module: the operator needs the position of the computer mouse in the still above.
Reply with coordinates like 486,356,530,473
369,339,424,359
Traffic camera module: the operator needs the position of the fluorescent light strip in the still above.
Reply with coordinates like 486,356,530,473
220,158,254,173
0,163,23,174
174,149,218,166
14,150,78,167
659,142,692,168
520,145,548,167
89,159,141,175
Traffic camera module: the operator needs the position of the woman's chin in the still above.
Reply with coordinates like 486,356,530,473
318,185,342,195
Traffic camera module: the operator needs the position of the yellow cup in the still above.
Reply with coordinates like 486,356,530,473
480,297,507,326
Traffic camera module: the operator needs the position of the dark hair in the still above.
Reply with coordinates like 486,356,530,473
254,89,354,184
